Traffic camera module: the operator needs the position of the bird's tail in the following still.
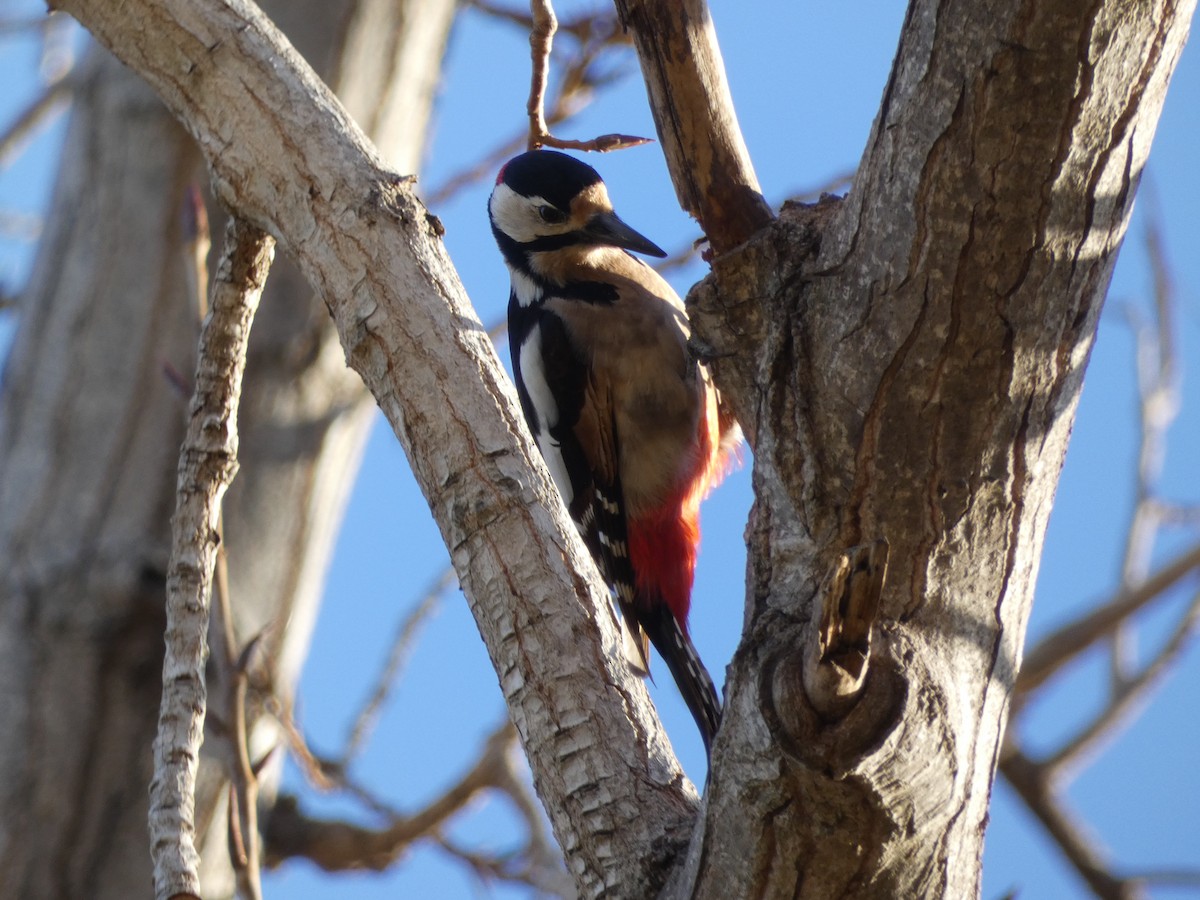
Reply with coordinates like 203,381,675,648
640,602,722,755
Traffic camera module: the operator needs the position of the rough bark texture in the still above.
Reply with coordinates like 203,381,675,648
150,219,274,900
0,52,201,899
4,0,1193,897
0,1,453,897
672,0,1195,896
49,1,700,896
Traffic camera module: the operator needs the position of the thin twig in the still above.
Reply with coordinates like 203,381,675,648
264,721,523,872
1000,746,1142,900
1015,540,1200,696
1110,210,1180,686
148,218,275,900
467,0,608,42
212,524,268,900
338,568,455,766
0,77,71,167
526,0,556,148
525,0,649,152
1042,588,1200,781
428,5,633,206
268,698,336,792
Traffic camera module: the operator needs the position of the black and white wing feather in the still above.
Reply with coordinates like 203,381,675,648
508,296,650,674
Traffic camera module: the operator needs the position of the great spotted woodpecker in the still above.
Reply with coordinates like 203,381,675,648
489,150,738,753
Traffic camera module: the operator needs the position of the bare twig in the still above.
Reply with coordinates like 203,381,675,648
1015,540,1200,696
268,698,336,792
427,3,634,204
265,721,521,871
182,190,267,900
1110,208,1181,686
267,717,571,894
212,534,270,900
1000,747,1142,900
468,0,608,42
0,77,72,168
225,637,265,900
525,0,649,152
338,567,455,765
148,218,275,900
1042,589,1200,781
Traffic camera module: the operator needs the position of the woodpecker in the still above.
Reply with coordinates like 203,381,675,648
488,150,738,753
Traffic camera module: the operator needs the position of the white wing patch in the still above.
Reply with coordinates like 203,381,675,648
519,326,574,508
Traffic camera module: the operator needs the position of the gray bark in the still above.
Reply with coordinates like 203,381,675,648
5,0,1193,897
0,1,453,897
673,0,1195,896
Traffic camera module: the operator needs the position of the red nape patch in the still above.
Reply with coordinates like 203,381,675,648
495,161,509,185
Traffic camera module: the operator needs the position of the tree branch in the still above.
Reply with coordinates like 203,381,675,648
55,0,697,894
1000,747,1140,900
1016,540,1200,696
0,76,72,167
337,568,453,767
525,0,649,152
1042,588,1200,781
149,218,275,900
612,0,772,252
264,721,553,879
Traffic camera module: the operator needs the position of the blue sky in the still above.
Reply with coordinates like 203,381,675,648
2,2,1198,898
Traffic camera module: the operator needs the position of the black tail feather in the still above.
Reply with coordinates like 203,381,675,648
640,603,722,755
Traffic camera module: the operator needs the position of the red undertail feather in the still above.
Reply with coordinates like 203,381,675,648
628,388,730,628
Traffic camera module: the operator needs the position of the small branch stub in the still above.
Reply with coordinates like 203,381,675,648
803,540,889,719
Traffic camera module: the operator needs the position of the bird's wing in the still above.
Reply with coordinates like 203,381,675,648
510,295,651,675
572,373,652,676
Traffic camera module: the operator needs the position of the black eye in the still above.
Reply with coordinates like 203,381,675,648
537,205,567,225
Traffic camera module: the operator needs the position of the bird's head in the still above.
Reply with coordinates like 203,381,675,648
489,150,666,279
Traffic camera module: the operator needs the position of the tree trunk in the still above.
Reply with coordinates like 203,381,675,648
0,2,453,897
25,0,1196,897
668,0,1195,895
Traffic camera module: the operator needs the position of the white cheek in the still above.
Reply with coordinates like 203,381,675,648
490,183,544,244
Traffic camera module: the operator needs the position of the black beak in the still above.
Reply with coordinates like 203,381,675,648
583,210,668,258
